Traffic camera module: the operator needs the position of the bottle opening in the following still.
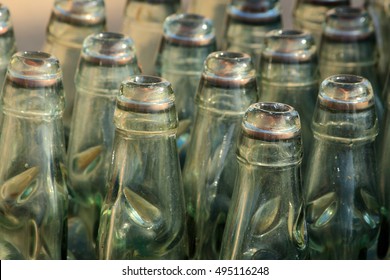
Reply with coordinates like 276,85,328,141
329,75,364,85
53,0,106,26
332,7,363,19
81,32,136,65
228,0,281,23
304,0,349,6
242,102,301,141
280,30,304,36
163,13,215,46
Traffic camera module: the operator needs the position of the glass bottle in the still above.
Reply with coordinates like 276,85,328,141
319,7,384,120
223,0,282,73
43,0,106,138
66,32,141,260
259,29,318,173
220,102,307,260
97,75,187,260
0,4,16,90
155,13,216,165
187,0,228,48
182,51,258,259
293,0,350,45
368,0,390,83
305,74,381,259
122,0,180,75
0,51,68,260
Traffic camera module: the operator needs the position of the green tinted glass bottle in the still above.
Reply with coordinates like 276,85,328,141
319,7,384,116
0,4,16,90
223,0,282,72
156,13,216,164
66,32,141,260
43,0,106,138
220,102,307,260
97,75,187,260
293,0,350,45
182,51,258,259
305,74,381,259
259,29,318,173
0,52,68,260
122,0,180,75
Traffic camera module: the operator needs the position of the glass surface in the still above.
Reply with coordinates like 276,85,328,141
0,4,16,90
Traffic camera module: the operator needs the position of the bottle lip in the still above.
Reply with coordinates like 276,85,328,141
163,13,215,47
262,29,317,63
228,0,281,24
323,7,374,41
302,0,350,6
53,0,106,26
318,74,374,111
242,102,301,141
117,75,175,114
7,51,62,88
0,4,12,35
81,32,137,66
202,51,257,87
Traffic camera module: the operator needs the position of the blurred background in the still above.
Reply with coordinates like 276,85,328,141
1,0,364,51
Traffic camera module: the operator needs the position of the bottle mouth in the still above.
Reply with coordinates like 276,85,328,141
53,0,106,26
163,13,215,46
0,4,12,35
324,7,374,41
228,0,281,24
242,102,301,141
263,29,317,63
203,51,256,87
117,75,175,114
303,0,350,6
81,32,136,65
319,74,374,111
6,51,62,88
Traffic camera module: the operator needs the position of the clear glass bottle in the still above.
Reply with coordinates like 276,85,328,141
293,0,350,45
368,0,390,84
259,29,318,173
122,0,180,75
66,32,141,260
305,74,381,259
0,4,16,90
187,0,228,48
0,51,68,260
155,13,216,165
97,75,187,260
223,0,282,72
319,7,384,120
43,0,106,138
220,102,307,260
182,51,258,259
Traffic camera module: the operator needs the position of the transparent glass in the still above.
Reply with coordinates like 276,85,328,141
368,0,390,84
220,102,307,260
305,75,381,259
155,13,216,165
259,29,318,173
182,51,258,259
223,0,281,72
122,0,180,75
187,0,228,48
66,32,141,260
293,0,350,45
97,75,187,260
0,5,16,90
43,0,106,136
0,52,68,260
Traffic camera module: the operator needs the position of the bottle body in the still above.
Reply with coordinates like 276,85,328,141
97,75,187,260
0,52,68,260
66,32,141,259
122,0,179,75
182,51,258,259
43,0,106,137
0,5,16,90
220,102,307,260
304,74,381,259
